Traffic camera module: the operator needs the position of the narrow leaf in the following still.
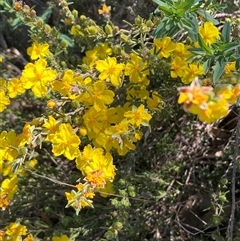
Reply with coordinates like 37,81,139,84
221,21,231,43
213,58,228,83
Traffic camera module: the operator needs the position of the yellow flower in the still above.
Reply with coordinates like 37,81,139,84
27,42,51,60
124,104,152,127
52,69,75,97
170,56,188,78
178,78,213,110
173,43,192,59
17,123,33,146
94,43,112,59
125,53,149,84
52,234,74,241
199,21,220,45
6,222,27,237
0,130,20,163
21,59,57,97
43,115,59,141
96,57,125,86
0,230,5,240
147,91,163,110
75,144,102,171
181,63,204,84
0,57,2,62
87,81,115,112
7,78,25,98
0,89,10,112
224,62,236,76
83,49,99,68
126,85,149,100
198,98,229,123
153,37,176,58
98,4,111,15
65,183,95,210
51,123,81,160
47,99,57,109
84,152,115,188
83,107,105,136
23,234,35,241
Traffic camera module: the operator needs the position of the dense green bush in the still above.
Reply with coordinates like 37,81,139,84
0,0,240,240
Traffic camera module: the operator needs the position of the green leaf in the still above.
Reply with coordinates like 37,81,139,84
57,33,74,47
158,5,174,15
213,58,228,83
40,6,52,21
188,47,206,55
154,17,168,38
236,58,240,70
176,0,197,10
198,33,212,54
203,58,212,74
11,18,23,30
196,9,219,25
221,21,231,43
217,42,240,54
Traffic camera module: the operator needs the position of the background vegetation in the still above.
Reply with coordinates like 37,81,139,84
0,0,240,240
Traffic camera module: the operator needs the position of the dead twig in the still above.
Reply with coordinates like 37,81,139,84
226,108,240,241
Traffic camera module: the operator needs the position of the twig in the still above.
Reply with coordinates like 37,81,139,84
226,108,240,241
26,169,76,188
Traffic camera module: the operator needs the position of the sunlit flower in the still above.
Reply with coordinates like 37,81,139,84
50,123,81,160
98,4,111,15
147,91,163,110
153,37,176,58
170,56,188,78
52,234,74,241
27,42,51,60
0,89,10,112
178,78,213,110
6,222,27,238
96,57,125,86
181,63,204,84
124,104,152,127
7,78,25,98
21,59,57,97
125,53,149,84
23,234,35,241
199,21,220,45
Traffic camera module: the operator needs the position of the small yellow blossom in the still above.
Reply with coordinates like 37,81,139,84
98,4,111,15
170,56,188,78
6,222,27,237
21,59,57,97
13,1,22,11
125,53,149,84
96,57,125,86
50,123,81,160
147,91,163,110
199,21,220,45
27,41,51,60
52,234,74,241
7,78,25,98
178,78,213,110
0,89,10,112
23,234,35,241
181,63,204,84
47,99,57,109
124,104,152,127
153,37,176,58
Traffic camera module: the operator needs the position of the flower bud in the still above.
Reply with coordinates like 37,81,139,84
36,19,44,28
72,9,78,18
120,33,129,42
105,24,113,35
